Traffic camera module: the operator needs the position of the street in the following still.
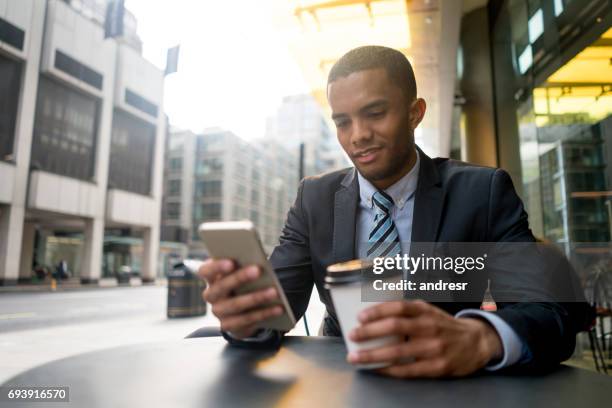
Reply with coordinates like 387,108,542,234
0,285,324,383
0,286,216,383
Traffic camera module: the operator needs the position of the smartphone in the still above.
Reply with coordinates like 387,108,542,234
198,220,296,332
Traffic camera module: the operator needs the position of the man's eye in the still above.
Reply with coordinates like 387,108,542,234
335,121,349,128
368,111,385,117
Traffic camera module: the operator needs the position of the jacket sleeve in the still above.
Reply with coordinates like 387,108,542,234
269,178,315,322
223,179,314,349
486,168,593,370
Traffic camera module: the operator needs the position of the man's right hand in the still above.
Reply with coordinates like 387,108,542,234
198,258,283,339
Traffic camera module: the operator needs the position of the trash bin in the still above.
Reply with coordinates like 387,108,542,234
167,260,207,318
116,265,131,285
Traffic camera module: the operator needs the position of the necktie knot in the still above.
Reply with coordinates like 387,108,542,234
372,190,394,214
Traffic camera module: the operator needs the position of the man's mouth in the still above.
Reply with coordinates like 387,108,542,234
353,147,382,164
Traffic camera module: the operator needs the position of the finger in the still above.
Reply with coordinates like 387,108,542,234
212,287,278,317
350,316,430,341
351,315,445,342
377,358,449,378
220,306,284,333
198,259,235,282
204,265,260,303
348,338,442,365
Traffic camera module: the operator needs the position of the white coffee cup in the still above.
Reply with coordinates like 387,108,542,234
325,259,403,369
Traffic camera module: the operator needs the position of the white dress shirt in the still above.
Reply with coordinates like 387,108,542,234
355,149,526,370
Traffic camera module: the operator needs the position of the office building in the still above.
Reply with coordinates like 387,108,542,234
162,128,299,256
265,94,348,177
0,0,166,285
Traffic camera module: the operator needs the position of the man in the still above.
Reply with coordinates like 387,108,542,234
199,46,589,378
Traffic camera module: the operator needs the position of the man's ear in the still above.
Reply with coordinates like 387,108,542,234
409,98,426,129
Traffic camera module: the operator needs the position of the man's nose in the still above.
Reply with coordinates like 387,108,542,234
351,119,373,146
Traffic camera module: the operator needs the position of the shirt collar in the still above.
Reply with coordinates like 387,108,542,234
357,148,420,211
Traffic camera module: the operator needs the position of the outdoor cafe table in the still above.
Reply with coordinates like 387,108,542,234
2,336,611,407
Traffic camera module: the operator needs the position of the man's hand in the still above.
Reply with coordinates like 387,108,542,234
347,300,503,378
198,259,283,339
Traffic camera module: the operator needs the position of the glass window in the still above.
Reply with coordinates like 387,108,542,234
528,9,544,43
554,0,564,16
517,19,612,248
108,109,156,195
166,202,180,219
195,156,223,175
31,76,99,180
0,54,21,161
250,209,259,225
169,157,182,171
518,45,533,74
196,133,225,152
194,203,222,222
168,135,184,152
195,180,222,197
168,179,181,195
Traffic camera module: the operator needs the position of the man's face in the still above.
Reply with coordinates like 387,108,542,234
328,68,424,189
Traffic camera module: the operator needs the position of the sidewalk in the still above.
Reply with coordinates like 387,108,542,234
0,277,168,293
0,306,215,383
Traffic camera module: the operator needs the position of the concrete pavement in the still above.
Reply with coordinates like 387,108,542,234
0,285,325,383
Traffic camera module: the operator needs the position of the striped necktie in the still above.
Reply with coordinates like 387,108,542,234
367,190,401,258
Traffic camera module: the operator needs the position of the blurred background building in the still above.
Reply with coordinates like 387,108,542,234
265,94,348,177
0,0,166,285
161,128,300,264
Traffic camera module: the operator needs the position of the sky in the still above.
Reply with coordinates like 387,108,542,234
124,0,310,139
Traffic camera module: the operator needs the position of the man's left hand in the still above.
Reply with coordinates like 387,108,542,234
348,300,503,378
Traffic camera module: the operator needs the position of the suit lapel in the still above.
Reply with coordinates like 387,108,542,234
410,146,444,250
333,169,359,263
331,148,443,262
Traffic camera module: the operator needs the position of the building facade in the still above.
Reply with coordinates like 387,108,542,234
162,129,299,256
456,0,611,268
265,94,348,177
0,0,166,285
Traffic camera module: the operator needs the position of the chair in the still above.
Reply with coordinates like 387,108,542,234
585,259,612,374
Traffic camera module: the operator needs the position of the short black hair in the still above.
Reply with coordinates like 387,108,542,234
327,45,417,101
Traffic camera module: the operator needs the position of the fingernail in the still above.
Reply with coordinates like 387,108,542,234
347,352,359,363
358,311,368,322
349,329,358,341
247,266,259,278
266,287,276,297
220,260,233,271
274,307,283,315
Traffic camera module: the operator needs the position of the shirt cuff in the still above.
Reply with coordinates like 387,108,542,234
226,328,275,342
455,309,525,371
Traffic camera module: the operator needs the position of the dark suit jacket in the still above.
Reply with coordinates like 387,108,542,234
227,147,592,370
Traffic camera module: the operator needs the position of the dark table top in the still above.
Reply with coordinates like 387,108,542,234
2,336,611,408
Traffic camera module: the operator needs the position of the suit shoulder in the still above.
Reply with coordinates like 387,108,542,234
434,158,499,183
302,167,352,187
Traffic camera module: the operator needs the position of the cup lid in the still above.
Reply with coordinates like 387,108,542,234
327,259,373,273
325,259,373,286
